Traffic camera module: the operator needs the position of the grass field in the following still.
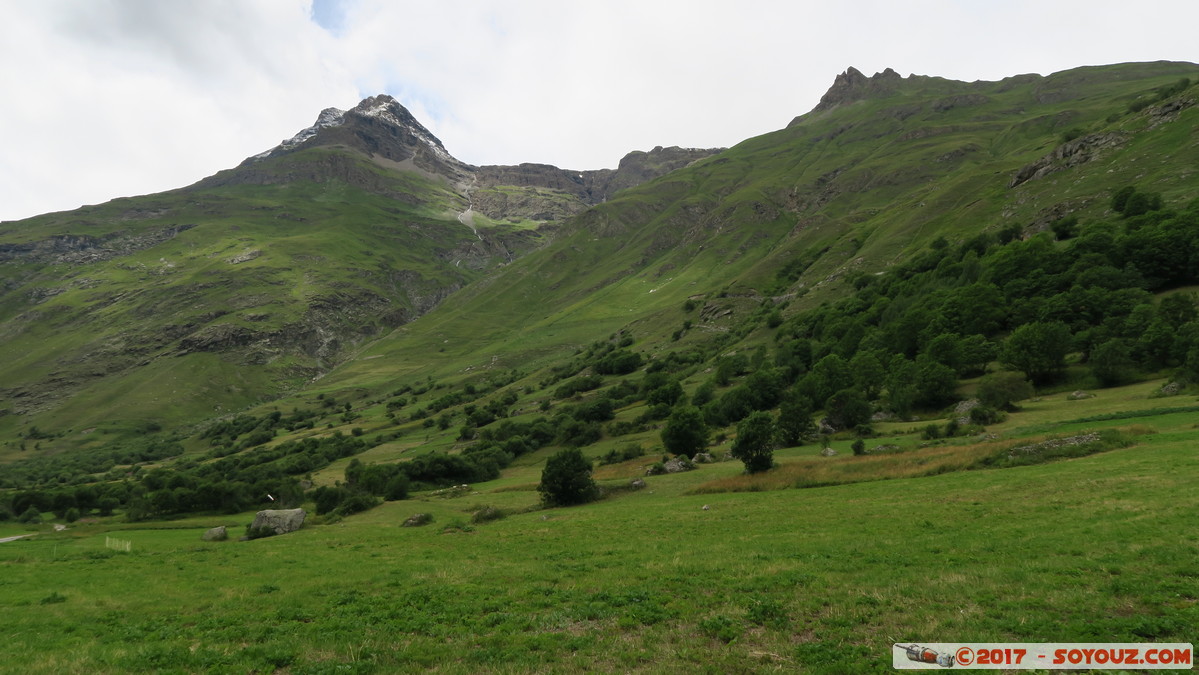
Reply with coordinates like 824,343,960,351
2,386,1195,673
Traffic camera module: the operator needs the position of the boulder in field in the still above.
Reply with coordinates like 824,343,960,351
202,525,228,542
250,508,306,536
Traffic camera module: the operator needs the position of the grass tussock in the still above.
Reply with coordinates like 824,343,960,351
689,428,1145,494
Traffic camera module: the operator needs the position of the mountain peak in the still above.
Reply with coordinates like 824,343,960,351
813,66,904,112
247,93,461,174
346,95,453,162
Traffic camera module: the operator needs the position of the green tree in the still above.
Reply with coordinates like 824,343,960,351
646,379,684,407
731,411,776,473
384,474,411,501
824,389,871,430
976,372,1034,410
1090,338,1136,387
538,448,599,507
1001,321,1071,384
1158,293,1198,329
661,406,709,456
884,357,918,419
849,351,885,400
18,506,41,524
913,356,959,408
957,334,998,377
924,333,963,373
1136,319,1176,369
807,354,853,403
776,394,816,446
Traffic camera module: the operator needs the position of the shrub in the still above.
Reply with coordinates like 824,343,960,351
1090,338,1136,387
470,506,506,524
1001,321,1071,384
661,406,709,457
383,474,410,501
599,443,646,465
333,492,380,517
824,389,871,430
17,506,41,524
312,486,347,516
977,372,1035,410
969,405,1006,425
731,411,776,473
538,448,600,507
851,439,866,456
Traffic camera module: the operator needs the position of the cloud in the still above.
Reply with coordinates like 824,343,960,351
0,1,357,221
2,0,1198,221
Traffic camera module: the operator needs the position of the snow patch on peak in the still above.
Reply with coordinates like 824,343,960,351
281,107,346,149
253,107,346,159
353,96,454,164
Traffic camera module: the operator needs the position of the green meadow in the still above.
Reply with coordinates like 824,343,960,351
4,62,1199,674
2,384,1195,674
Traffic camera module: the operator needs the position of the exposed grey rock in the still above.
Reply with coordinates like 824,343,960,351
1006,432,1101,460
1155,382,1182,397
692,452,714,464
226,249,262,264
663,456,696,473
820,447,838,457
202,525,228,542
249,508,306,536
402,513,433,527
1066,390,1095,401
629,479,646,490
954,398,982,423
1009,132,1127,187
0,225,196,265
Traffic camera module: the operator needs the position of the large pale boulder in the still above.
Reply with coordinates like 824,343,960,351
201,525,228,541
250,509,306,536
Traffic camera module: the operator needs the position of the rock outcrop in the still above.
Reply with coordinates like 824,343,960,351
249,508,306,536
810,67,904,113
471,146,721,223
1009,132,1128,187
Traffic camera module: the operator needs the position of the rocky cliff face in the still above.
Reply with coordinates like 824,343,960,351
471,146,721,222
200,96,721,225
811,66,904,113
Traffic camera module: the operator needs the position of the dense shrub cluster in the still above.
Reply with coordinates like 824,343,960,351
766,190,1199,420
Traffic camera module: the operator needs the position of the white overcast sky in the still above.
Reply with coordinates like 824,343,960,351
1,0,1197,222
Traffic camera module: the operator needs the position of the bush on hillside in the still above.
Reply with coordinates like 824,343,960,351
731,411,776,473
977,372,1035,411
661,406,709,457
538,448,599,507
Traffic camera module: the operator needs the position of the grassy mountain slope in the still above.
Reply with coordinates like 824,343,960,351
3,61,1199,674
0,109,716,452
0,152,490,441
321,61,1199,392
